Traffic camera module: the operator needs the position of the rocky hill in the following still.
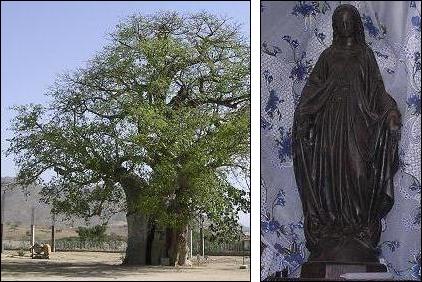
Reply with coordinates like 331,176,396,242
1,177,126,228
1,177,249,232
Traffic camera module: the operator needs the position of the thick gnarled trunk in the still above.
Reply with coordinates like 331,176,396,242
124,212,148,265
118,170,153,265
167,225,189,266
117,168,189,266
124,212,166,265
166,172,191,266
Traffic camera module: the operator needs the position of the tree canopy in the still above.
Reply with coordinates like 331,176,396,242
6,11,250,243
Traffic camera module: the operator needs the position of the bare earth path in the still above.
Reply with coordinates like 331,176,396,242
1,251,250,281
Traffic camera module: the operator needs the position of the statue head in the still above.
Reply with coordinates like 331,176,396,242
332,4,365,45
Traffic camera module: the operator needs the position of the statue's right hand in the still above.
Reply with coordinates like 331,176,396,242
386,110,401,131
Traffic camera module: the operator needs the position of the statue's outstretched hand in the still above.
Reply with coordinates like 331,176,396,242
386,110,401,131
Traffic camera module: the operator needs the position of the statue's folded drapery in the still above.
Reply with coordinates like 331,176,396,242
292,44,400,263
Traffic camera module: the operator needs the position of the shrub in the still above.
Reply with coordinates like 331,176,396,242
76,224,107,242
108,232,125,241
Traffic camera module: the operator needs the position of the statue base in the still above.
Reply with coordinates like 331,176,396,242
300,261,387,279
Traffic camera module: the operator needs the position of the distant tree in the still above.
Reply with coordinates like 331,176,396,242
7,11,249,265
76,224,107,242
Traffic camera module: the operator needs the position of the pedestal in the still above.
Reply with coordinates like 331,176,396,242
300,261,387,279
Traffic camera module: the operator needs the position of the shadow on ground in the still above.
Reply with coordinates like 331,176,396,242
1,261,204,279
1,252,249,281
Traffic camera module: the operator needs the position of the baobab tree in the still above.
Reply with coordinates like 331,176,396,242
7,11,250,265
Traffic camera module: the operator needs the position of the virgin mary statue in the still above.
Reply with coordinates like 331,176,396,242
292,4,401,265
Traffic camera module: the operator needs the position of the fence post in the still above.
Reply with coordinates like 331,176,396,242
0,222,2,254
241,226,245,265
199,215,205,257
201,230,205,257
1,191,5,253
189,227,193,259
242,237,245,265
30,206,35,257
51,213,55,252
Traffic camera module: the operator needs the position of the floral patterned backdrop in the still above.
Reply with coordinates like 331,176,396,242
260,1,421,280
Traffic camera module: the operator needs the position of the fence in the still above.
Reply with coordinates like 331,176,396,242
54,238,127,252
4,238,250,256
192,240,250,256
3,238,126,253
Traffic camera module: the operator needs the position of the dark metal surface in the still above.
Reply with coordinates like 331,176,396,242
300,261,387,279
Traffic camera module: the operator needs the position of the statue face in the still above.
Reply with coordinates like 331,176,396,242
335,9,355,37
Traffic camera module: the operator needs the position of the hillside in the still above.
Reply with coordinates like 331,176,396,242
1,177,126,228
1,177,249,236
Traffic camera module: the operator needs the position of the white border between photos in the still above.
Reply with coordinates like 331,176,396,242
251,0,260,281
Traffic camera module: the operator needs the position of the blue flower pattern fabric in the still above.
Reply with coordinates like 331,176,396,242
261,1,421,280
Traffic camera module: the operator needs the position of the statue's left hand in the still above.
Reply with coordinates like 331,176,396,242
387,110,401,131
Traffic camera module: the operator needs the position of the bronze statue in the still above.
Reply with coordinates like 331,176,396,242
292,3,401,273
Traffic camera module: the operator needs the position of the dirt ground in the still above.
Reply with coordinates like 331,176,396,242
1,251,250,281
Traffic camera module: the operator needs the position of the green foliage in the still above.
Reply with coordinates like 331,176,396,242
6,11,250,236
76,224,107,242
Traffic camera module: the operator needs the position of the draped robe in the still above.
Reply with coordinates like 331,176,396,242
292,44,400,263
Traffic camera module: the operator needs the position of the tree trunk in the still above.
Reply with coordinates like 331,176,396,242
176,225,189,265
167,225,189,266
166,171,190,266
117,169,153,265
145,219,156,265
167,227,176,265
117,167,189,266
124,212,148,265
